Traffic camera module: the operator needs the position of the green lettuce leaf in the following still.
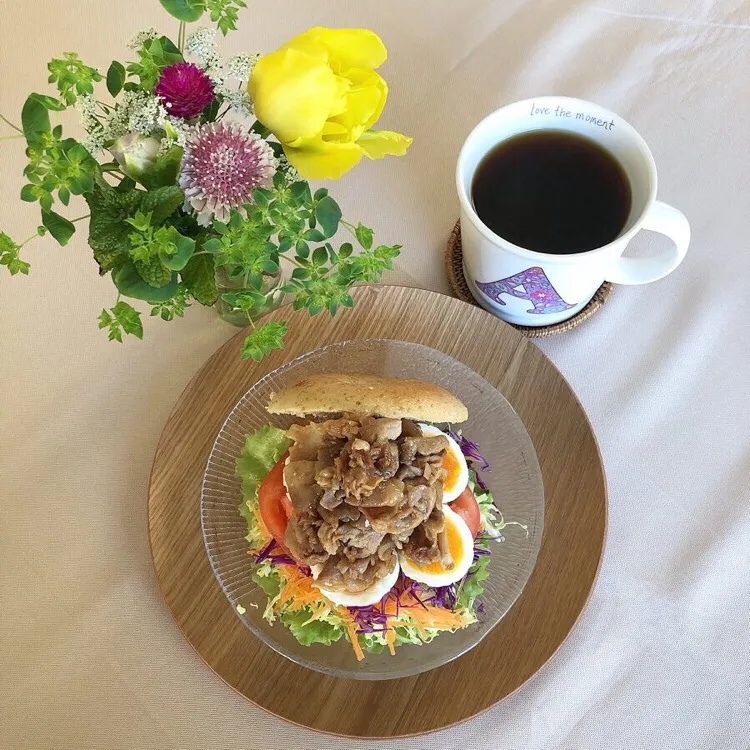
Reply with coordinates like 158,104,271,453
279,609,345,647
235,425,291,503
455,554,491,611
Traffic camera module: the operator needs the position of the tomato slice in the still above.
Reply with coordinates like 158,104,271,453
449,486,481,538
258,452,292,549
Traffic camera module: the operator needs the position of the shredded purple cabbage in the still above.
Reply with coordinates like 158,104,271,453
255,539,277,563
345,535,492,633
448,430,492,491
253,539,308,571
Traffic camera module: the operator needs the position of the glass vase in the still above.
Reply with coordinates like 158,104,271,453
214,266,286,327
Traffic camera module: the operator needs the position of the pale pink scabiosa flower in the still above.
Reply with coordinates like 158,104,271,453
155,62,214,119
179,122,277,226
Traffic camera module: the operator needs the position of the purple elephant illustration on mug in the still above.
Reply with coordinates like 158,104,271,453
476,267,576,315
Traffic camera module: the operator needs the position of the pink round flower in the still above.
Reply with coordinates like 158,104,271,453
179,122,277,226
155,62,214,119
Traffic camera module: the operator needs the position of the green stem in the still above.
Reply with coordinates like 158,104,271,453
178,21,186,52
339,219,359,240
0,134,24,141
18,232,40,248
71,214,90,223
0,114,23,134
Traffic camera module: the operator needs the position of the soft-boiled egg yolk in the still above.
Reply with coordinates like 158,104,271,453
399,504,474,588
418,424,469,503
313,559,400,608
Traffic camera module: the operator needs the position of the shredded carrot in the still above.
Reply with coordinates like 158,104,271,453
385,626,396,656
337,608,365,661
251,544,472,660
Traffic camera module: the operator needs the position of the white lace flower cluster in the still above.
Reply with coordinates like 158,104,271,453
277,152,301,183
185,27,258,118
127,28,159,51
185,27,220,69
76,91,169,155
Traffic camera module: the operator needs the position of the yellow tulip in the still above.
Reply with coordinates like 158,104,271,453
249,27,412,180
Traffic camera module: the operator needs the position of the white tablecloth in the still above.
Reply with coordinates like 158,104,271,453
2,1,748,748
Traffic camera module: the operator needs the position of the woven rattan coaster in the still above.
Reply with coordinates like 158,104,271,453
446,220,614,338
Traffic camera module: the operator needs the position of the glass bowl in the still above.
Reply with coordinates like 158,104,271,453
201,339,544,680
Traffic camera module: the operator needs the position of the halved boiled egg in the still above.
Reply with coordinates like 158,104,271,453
312,559,400,608
418,424,469,503
399,504,474,588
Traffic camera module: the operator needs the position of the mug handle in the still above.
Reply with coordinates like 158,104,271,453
605,201,690,285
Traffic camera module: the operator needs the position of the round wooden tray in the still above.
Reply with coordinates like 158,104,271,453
148,285,606,738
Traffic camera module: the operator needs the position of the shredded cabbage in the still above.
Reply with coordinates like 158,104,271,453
471,471,529,539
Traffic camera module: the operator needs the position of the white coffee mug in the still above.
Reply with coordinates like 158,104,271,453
456,96,690,326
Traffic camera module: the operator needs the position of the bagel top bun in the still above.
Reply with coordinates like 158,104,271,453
267,373,468,424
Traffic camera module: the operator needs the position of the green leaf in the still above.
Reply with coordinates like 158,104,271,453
159,0,206,21
58,186,71,206
338,242,353,259
112,300,144,339
313,187,329,201
47,53,102,105
201,98,221,123
303,229,325,242
140,185,184,223
251,120,271,139
252,187,271,207
355,222,374,250
135,256,172,287
114,260,179,302
295,239,309,258
0,232,31,276
221,291,255,311
149,284,192,321
140,146,183,190
116,177,137,193
160,231,195,270
290,181,312,204
28,93,67,111
98,300,144,342
315,195,342,239
84,182,141,273
311,246,327,267
42,210,75,246
106,61,126,97
21,95,50,143
67,170,94,196
20,185,37,202
240,321,288,361
180,252,218,305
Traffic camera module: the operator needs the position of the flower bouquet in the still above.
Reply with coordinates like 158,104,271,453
0,0,411,360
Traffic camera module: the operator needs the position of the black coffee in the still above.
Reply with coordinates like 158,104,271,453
471,130,632,254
